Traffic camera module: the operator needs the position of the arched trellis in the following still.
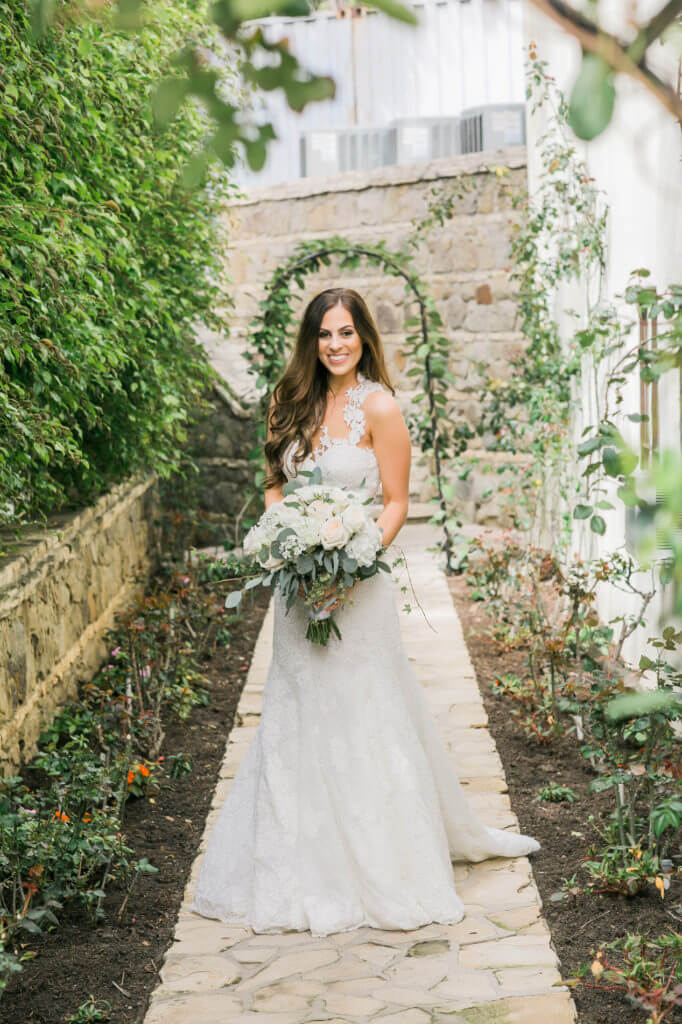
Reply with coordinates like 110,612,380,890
243,236,471,574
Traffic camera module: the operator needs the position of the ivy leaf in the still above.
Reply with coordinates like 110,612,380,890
573,504,593,520
568,54,616,141
577,436,601,456
602,446,620,477
590,514,606,535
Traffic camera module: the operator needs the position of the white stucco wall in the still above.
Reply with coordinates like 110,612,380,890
523,1,682,665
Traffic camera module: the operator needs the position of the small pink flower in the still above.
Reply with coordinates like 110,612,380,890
140,666,151,679
112,647,121,657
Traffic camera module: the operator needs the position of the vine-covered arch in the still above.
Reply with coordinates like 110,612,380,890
243,235,469,573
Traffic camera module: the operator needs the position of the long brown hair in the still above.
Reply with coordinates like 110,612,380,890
264,288,394,489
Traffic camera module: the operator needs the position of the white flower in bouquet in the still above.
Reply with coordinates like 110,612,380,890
346,522,382,566
307,498,333,522
299,518,322,548
341,503,367,535
262,550,286,570
320,515,350,550
243,525,266,557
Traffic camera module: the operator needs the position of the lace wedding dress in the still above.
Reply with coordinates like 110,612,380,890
191,372,539,936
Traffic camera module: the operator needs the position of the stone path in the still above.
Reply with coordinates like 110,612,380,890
145,523,576,1024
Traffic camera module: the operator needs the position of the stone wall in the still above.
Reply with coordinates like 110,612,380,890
201,148,528,523
185,381,260,547
0,476,160,774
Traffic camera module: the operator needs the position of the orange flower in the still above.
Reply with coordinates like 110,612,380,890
127,769,134,786
138,764,150,778
654,876,666,899
53,810,70,823
82,813,92,823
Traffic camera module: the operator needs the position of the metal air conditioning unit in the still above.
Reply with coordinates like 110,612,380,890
300,128,393,178
460,103,526,154
338,127,395,173
299,132,341,178
392,117,461,165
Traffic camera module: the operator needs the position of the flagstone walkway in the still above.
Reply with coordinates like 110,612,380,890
144,523,576,1024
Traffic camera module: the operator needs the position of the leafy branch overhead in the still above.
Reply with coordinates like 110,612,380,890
29,0,417,181
528,0,682,139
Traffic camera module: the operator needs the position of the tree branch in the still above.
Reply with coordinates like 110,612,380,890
528,0,682,125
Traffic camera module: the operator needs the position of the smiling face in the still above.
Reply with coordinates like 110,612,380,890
317,301,363,381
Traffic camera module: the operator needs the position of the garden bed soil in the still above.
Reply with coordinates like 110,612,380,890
3,587,271,1024
448,575,681,1024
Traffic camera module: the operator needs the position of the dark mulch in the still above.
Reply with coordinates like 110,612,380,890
448,575,681,1024
3,587,271,1024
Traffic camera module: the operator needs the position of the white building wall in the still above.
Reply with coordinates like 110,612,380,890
236,0,525,187
522,1,682,664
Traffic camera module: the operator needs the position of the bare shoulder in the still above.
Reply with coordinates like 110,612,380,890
363,388,402,423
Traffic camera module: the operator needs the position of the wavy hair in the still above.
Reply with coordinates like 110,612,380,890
264,288,394,489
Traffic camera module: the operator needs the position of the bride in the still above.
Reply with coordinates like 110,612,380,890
191,286,539,936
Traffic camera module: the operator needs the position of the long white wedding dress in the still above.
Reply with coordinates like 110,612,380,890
191,372,539,936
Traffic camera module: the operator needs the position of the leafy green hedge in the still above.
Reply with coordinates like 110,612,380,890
0,0,235,525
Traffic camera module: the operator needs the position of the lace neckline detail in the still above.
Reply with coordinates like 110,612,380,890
311,372,384,462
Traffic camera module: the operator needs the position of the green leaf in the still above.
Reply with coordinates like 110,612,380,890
151,77,189,125
602,446,620,477
573,504,593,520
225,590,243,609
568,54,616,141
590,514,606,535
577,436,601,456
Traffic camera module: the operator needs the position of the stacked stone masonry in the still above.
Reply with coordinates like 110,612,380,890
0,476,160,773
200,150,529,524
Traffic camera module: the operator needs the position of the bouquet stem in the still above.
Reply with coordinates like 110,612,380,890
305,608,342,645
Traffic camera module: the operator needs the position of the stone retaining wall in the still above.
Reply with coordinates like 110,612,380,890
0,476,160,774
201,149,528,523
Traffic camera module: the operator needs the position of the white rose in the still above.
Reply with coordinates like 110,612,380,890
342,503,367,535
320,516,350,550
261,549,286,570
244,526,265,556
307,498,332,522
346,526,381,566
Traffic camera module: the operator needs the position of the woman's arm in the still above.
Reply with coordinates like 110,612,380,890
365,391,411,548
264,394,285,509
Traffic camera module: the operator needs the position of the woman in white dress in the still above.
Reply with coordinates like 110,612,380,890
191,287,539,937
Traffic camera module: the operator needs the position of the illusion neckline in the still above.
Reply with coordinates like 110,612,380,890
310,371,378,461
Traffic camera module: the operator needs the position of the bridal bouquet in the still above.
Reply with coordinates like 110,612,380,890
225,468,389,645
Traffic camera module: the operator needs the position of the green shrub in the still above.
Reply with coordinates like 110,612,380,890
0,0,235,525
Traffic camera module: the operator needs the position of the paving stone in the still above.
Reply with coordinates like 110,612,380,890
444,915,507,945
493,965,564,996
350,941,400,967
231,946,275,963
322,991,387,1016
160,955,242,990
237,949,340,991
384,956,453,989
486,907,541,932
459,935,558,970
367,982,445,1006
378,1011,432,1024
458,991,576,1023
431,966,499,1004
145,993,243,1024
306,959,387,982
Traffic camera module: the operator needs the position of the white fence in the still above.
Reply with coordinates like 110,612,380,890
235,0,525,187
